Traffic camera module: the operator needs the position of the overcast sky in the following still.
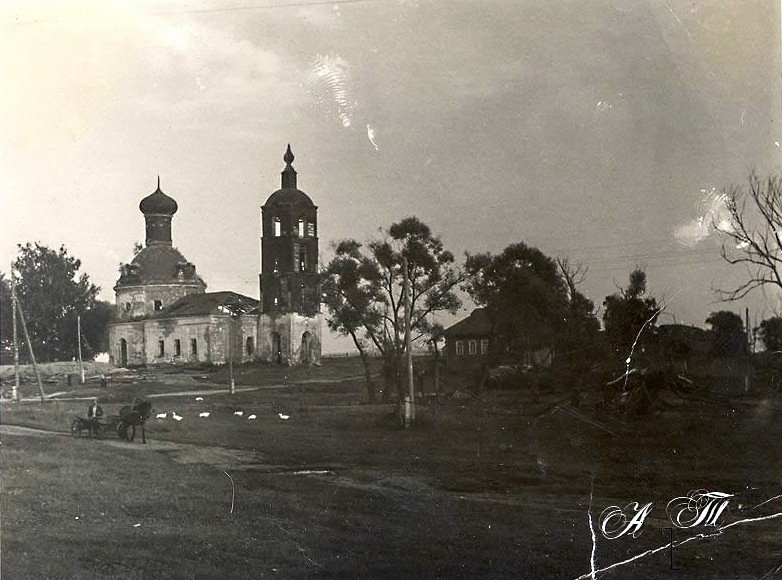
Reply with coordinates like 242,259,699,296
1,0,780,352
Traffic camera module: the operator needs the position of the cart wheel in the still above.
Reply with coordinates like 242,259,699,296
71,419,82,438
116,421,126,440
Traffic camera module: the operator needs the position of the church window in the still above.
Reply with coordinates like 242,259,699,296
293,244,300,271
158,340,165,357
154,300,163,311
273,259,279,274
273,217,281,237
174,339,181,356
455,341,464,356
298,217,305,238
469,340,477,355
125,302,131,311
307,220,316,237
299,246,307,272
190,338,198,356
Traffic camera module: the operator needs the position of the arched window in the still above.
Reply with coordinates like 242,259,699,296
298,246,307,272
298,216,305,238
273,217,281,237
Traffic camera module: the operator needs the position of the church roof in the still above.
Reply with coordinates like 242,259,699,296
263,145,315,208
139,178,178,215
116,245,205,287
443,308,492,337
154,291,259,318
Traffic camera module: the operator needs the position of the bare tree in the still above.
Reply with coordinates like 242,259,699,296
716,171,782,301
555,257,587,302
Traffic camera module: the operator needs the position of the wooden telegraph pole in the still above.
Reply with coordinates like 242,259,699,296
228,316,235,397
11,274,20,402
77,314,85,384
402,257,415,425
15,298,46,402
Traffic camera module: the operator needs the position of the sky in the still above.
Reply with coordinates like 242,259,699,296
1,0,780,353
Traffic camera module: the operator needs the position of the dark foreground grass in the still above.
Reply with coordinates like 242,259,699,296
3,375,782,578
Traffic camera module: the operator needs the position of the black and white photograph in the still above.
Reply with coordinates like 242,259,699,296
1,1,781,578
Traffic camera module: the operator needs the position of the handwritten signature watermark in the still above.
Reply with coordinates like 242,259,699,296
599,489,733,539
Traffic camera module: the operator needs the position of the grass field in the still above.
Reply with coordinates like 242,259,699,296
3,359,782,578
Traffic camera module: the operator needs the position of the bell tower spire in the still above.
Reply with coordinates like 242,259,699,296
281,144,297,189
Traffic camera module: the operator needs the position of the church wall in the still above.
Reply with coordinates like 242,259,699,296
108,321,146,367
142,315,234,365
256,313,321,365
240,315,259,363
116,283,204,321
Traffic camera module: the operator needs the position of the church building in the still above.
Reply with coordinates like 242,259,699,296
107,146,322,367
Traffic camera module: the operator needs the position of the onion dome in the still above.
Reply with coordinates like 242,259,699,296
263,145,315,208
139,177,178,215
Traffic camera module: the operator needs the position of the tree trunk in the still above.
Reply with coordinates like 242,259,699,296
348,330,376,403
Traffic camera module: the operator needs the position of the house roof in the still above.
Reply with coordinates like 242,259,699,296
443,308,492,337
155,291,259,319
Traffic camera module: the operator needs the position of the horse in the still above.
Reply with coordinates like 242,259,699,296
118,399,153,444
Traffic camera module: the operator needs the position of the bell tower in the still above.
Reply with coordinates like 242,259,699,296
260,145,320,316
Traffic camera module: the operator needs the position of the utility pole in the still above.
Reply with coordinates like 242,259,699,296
16,299,46,403
11,273,19,403
745,307,752,393
77,314,85,384
228,316,235,397
402,257,415,425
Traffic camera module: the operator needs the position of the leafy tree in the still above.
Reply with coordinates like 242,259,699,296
758,317,782,352
0,274,13,364
602,269,659,363
321,217,462,399
80,300,115,357
322,240,385,402
463,243,575,386
705,310,746,357
11,243,99,362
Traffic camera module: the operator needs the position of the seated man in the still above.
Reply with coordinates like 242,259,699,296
87,398,103,436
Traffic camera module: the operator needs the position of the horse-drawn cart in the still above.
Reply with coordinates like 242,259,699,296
70,414,121,438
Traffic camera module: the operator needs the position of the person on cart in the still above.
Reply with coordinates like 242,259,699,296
87,398,103,436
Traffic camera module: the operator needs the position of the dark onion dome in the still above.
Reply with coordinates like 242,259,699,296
139,177,178,215
263,145,315,208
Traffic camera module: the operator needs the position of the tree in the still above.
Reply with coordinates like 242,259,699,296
0,274,13,364
322,240,385,402
463,243,573,385
758,317,782,352
556,258,601,370
80,300,115,358
11,243,99,362
602,269,659,363
715,171,782,300
321,217,462,399
705,310,746,357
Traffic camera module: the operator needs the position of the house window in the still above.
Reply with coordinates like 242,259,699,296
190,338,198,356
125,302,131,311
158,340,165,357
298,217,305,238
246,336,254,355
468,340,477,355
307,221,316,237
480,339,489,355
154,300,162,311
273,259,279,274
455,340,464,356
293,244,300,271
273,217,281,237
174,339,181,356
